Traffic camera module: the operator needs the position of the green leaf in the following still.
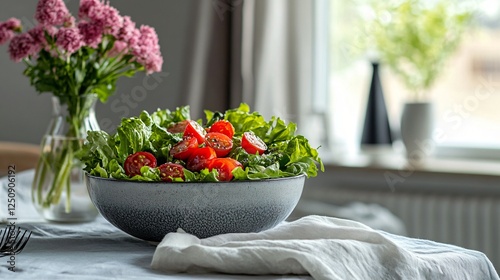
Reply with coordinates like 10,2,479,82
78,103,323,182
150,123,181,161
77,130,118,173
205,111,224,127
108,159,127,179
151,106,191,128
225,103,267,135
366,0,472,100
116,117,153,159
90,164,108,178
198,168,219,182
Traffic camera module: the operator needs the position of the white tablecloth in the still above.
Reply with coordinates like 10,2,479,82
0,170,310,279
1,170,498,279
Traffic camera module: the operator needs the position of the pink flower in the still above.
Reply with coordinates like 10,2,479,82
87,3,123,36
118,16,140,54
1,18,22,31
133,25,160,57
0,27,15,45
102,5,123,36
127,28,141,50
133,25,163,73
35,0,71,26
64,15,76,28
137,25,160,53
118,16,136,43
79,0,102,19
28,25,45,45
108,40,128,57
78,21,103,48
8,33,35,62
0,17,22,45
56,27,83,54
28,24,57,52
144,53,163,74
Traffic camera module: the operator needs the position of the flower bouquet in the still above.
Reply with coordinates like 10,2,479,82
0,0,163,221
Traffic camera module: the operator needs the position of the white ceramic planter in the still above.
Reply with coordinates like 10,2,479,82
400,102,435,160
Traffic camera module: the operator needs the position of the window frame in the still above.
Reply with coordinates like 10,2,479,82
319,0,500,160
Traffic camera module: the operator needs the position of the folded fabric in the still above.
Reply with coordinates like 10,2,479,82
151,215,499,280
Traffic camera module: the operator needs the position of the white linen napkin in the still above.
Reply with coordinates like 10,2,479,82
151,215,499,280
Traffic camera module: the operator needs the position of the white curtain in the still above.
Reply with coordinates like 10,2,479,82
180,0,242,120
241,0,317,140
179,0,328,148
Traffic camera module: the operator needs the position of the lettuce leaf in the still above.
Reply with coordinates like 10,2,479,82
221,104,323,179
79,103,323,182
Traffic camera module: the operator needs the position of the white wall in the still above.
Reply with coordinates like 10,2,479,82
0,0,197,144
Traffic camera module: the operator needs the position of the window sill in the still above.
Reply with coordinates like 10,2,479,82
309,145,500,196
434,144,500,161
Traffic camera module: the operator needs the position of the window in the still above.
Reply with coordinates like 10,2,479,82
324,0,500,158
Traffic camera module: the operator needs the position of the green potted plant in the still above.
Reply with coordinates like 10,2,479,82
367,0,472,159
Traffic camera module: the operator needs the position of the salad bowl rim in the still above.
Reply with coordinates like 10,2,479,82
85,172,306,185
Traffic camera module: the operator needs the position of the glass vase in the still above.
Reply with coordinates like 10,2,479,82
31,95,100,222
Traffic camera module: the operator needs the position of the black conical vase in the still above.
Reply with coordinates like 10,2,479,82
361,61,393,145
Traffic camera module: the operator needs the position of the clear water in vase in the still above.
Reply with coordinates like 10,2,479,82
32,95,100,222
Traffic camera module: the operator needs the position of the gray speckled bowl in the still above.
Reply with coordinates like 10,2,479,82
85,174,305,241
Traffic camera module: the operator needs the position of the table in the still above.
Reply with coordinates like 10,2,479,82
1,170,498,279
305,148,500,269
0,170,310,279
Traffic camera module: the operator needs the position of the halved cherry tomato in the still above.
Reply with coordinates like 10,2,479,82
124,151,157,177
208,158,242,181
167,120,189,134
186,147,217,172
170,137,198,160
241,132,267,155
158,163,185,182
183,120,206,143
205,132,233,157
209,120,235,138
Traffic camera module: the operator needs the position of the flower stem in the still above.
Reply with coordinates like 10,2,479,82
33,96,94,212
42,143,72,208
32,151,48,204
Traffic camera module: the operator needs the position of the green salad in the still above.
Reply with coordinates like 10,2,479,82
78,104,323,182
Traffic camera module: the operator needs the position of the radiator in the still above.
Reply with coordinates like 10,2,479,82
303,188,500,270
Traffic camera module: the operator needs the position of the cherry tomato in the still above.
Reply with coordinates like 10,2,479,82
186,147,217,172
183,120,206,143
167,120,189,134
158,163,185,182
170,137,198,160
208,158,242,181
124,151,157,177
205,132,233,157
241,132,267,155
209,120,235,138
